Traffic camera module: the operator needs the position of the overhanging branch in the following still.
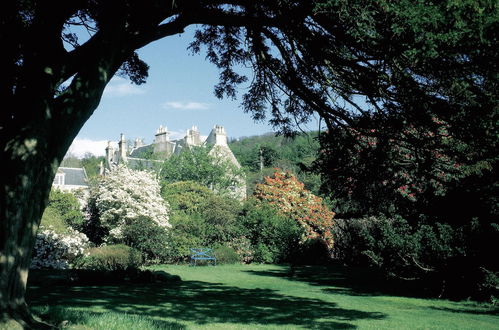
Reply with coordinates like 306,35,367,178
135,7,284,48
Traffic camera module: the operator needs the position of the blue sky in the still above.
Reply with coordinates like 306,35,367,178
69,26,321,157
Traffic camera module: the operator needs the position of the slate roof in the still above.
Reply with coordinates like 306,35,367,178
129,144,154,158
58,167,88,186
126,157,163,171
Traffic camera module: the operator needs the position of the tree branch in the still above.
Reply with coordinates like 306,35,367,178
134,7,284,48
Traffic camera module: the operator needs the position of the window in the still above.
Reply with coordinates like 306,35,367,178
53,173,64,186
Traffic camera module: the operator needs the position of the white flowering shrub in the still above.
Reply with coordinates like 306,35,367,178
31,227,90,269
92,165,170,241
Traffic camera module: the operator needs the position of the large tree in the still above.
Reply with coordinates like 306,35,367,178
1,0,497,327
0,1,290,326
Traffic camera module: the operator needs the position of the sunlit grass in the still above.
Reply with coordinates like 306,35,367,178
27,264,498,329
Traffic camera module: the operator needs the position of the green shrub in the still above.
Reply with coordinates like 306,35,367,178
253,243,276,264
239,200,303,264
162,181,214,214
332,216,462,278
122,216,171,264
200,194,242,245
478,267,499,304
332,217,379,264
40,206,71,234
332,216,499,299
167,212,206,262
162,181,243,260
333,216,424,277
213,246,240,264
48,189,85,231
76,244,143,271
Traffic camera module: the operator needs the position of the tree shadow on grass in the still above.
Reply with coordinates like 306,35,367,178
430,306,499,316
244,264,430,299
27,271,386,329
31,305,186,329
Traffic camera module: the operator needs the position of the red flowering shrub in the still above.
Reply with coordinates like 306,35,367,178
254,169,335,249
313,116,477,218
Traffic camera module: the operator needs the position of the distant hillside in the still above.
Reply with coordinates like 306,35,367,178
229,131,322,195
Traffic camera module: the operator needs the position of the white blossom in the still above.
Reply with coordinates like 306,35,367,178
31,227,90,269
94,165,170,240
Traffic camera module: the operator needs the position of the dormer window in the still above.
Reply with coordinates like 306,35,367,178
53,173,65,186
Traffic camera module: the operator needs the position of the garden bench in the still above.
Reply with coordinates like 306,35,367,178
190,248,216,266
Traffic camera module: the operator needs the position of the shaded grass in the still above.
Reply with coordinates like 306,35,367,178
31,305,184,330
27,264,498,329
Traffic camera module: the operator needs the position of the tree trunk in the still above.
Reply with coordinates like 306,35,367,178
0,63,117,327
0,129,58,328
0,4,171,326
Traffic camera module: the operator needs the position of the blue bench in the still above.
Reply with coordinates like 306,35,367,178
190,248,216,266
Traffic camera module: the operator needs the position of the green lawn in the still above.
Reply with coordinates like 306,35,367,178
27,264,498,329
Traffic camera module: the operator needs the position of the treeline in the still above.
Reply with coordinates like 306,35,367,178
229,132,322,195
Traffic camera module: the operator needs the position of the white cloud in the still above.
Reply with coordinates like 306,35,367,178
103,77,145,97
67,138,109,158
162,101,210,110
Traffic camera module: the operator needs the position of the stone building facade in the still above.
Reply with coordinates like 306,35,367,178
103,124,246,199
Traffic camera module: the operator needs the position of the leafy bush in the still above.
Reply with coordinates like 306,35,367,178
332,217,379,263
332,216,499,300
239,201,303,264
162,181,243,255
477,267,499,304
121,216,171,264
40,206,71,234
166,212,206,262
332,216,461,278
292,238,332,265
76,244,143,271
47,189,86,232
161,181,214,214
199,194,241,245
31,228,90,269
213,246,240,264
253,243,276,264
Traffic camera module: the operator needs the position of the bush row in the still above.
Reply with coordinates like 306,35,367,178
35,178,333,271
332,216,499,302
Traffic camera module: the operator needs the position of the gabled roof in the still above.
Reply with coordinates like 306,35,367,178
129,144,154,158
126,157,163,171
58,167,88,186
209,144,242,169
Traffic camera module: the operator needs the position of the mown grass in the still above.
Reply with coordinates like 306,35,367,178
27,264,498,329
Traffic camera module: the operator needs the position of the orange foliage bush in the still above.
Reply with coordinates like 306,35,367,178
254,169,335,248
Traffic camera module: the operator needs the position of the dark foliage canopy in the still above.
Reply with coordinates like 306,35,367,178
1,0,498,325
